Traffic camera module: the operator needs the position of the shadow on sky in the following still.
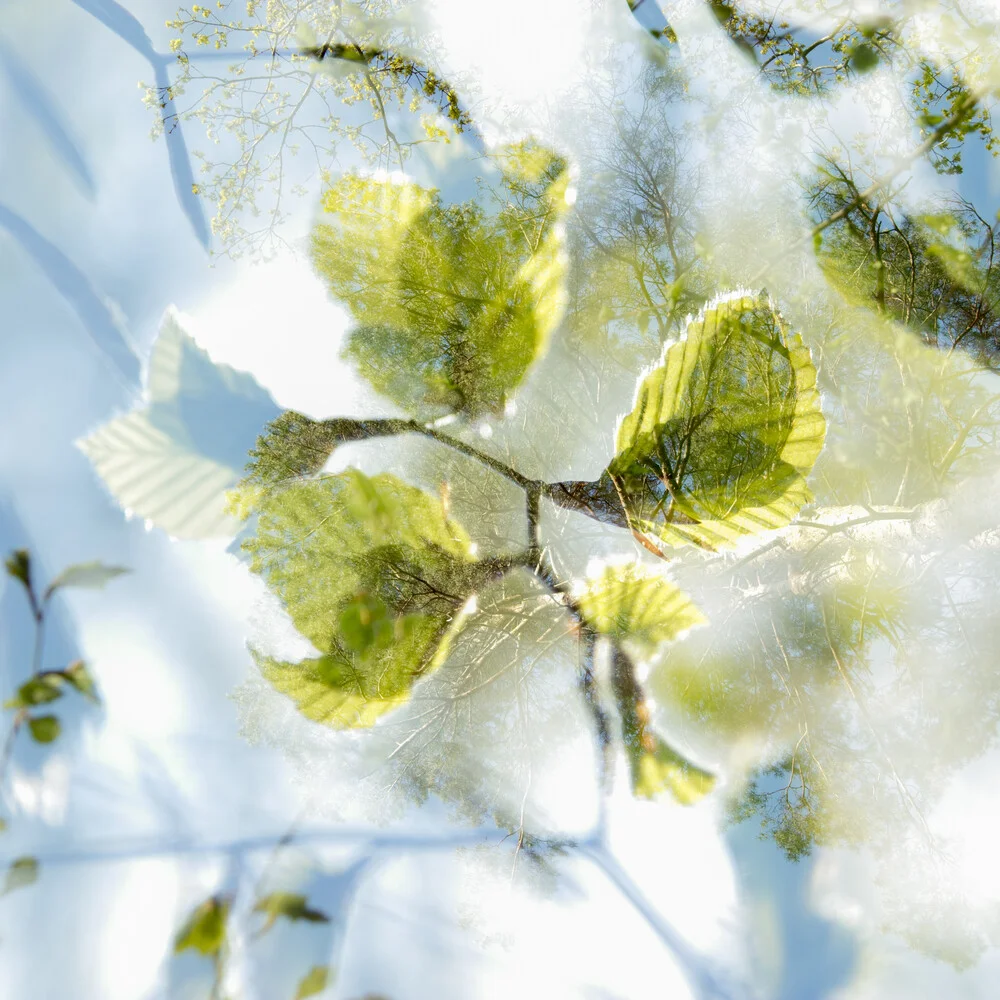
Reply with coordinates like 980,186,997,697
70,0,211,249
726,821,857,1000
0,36,95,197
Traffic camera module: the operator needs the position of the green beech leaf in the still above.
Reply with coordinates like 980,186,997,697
5,674,64,709
27,715,61,744
62,661,99,703
849,43,879,72
310,140,569,418
4,549,31,591
294,965,331,1000
576,562,706,653
603,292,825,550
44,561,129,599
253,892,330,934
632,736,716,803
2,856,38,895
612,647,715,805
245,469,490,727
174,895,230,957
338,593,398,654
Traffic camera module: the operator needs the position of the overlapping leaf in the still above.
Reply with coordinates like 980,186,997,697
610,646,716,804
602,293,825,549
295,966,331,999
2,856,38,895
174,895,230,957
310,140,569,418
245,470,493,728
44,561,129,598
631,736,716,803
253,892,329,934
5,661,99,709
576,561,706,654
79,311,281,539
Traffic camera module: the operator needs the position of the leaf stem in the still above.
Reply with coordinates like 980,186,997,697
525,481,542,558
404,420,539,491
0,708,27,824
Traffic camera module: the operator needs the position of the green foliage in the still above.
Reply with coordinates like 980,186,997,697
174,895,230,957
1,549,117,843
632,735,716,803
244,470,492,727
253,892,329,934
611,648,715,804
294,965,331,999
729,759,823,862
310,141,569,418
4,549,31,592
62,661,99,703
159,1,476,256
576,561,706,653
27,715,61,744
306,47,472,133
848,42,879,73
43,561,129,599
605,293,825,549
5,663,100,710
2,856,38,895
234,410,339,503
685,0,997,173
5,675,64,709
694,1,897,94
814,184,1000,368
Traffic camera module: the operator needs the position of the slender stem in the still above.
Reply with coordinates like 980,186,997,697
30,606,45,679
579,630,613,820
0,576,47,821
406,420,539,491
0,708,27,821
210,945,225,1000
309,415,631,803
794,509,917,533
525,482,542,559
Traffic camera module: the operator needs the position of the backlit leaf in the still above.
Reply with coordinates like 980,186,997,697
633,736,716,803
62,661,99,703
2,856,38,895
27,714,61,744
44,561,129,598
244,470,490,727
310,141,568,418
78,311,280,539
253,892,330,934
174,895,230,957
612,647,715,805
295,966,331,1000
576,561,706,653
4,549,31,591
606,292,825,550
5,674,64,709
